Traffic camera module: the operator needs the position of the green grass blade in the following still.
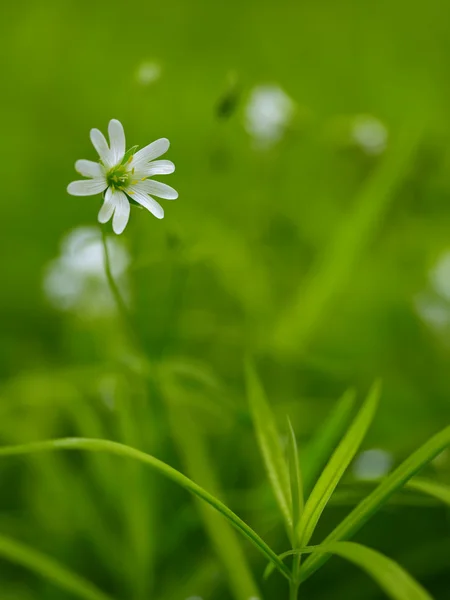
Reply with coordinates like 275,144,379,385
272,118,423,356
0,438,291,581
317,542,433,600
340,477,450,508
0,533,114,600
267,543,432,600
245,360,292,534
406,477,450,505
302,388,356,494
287,417,303,541
299,425,450,582
297,382,381,546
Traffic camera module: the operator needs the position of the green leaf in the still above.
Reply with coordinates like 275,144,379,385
406,477,450,506
267,543,432,600
337,477,450,508
245,360,292,534
302,388,356,494
299,424,450,582
0,437,291,581
318,543,433,600
297,381,381,547
0,533,114,600
287,417,303,541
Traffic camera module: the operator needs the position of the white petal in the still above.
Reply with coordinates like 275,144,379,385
98,187,116,224
75,160,104,178
111,190,130,234
130,138,170,169
129,186,164,219
136,160,175,177
90,128,113,167
108,119,126,164
67,178,107,196
138,179,178,200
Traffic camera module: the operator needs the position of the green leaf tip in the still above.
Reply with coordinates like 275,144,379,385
286,416,304,540
299,424,450,581
297,381,381,547
245,360,293,534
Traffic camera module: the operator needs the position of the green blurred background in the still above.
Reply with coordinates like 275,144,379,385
1,0,450,598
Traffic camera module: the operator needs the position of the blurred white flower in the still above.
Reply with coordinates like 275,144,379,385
350,115,388,155
353,449,393,480
68,119,178,234
43,226,129,317
245,84,295,148
136,60,162,85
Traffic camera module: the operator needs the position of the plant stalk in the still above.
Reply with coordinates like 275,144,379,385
101,228,130,324
289,578,300,600
101,227,144,354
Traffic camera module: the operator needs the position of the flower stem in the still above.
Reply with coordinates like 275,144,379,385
101,228,130,322
101,227,145,356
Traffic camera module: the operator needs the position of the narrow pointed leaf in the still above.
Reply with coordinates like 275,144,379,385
0,533,114,600
0,438,291,581
302,388,356,494
245,360,292,533
406,477,450,506
297,381,381,546
316,543,433,600
267,543,432,600
339,477,450,508
299,425,450,582
287,417,303,541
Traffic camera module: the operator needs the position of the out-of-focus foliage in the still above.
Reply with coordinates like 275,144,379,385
1,0,450,598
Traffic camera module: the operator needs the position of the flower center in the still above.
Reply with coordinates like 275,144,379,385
106,164,130,191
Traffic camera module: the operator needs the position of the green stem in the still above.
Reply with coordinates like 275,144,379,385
289,551,301,600
289,578,299,600
101,227,144,355
101,228,131,323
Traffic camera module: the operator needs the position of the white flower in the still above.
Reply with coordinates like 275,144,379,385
67,119,178,234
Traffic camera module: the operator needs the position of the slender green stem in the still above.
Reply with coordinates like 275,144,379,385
101,227,143,354
289,547,301,600
101,228,129,321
